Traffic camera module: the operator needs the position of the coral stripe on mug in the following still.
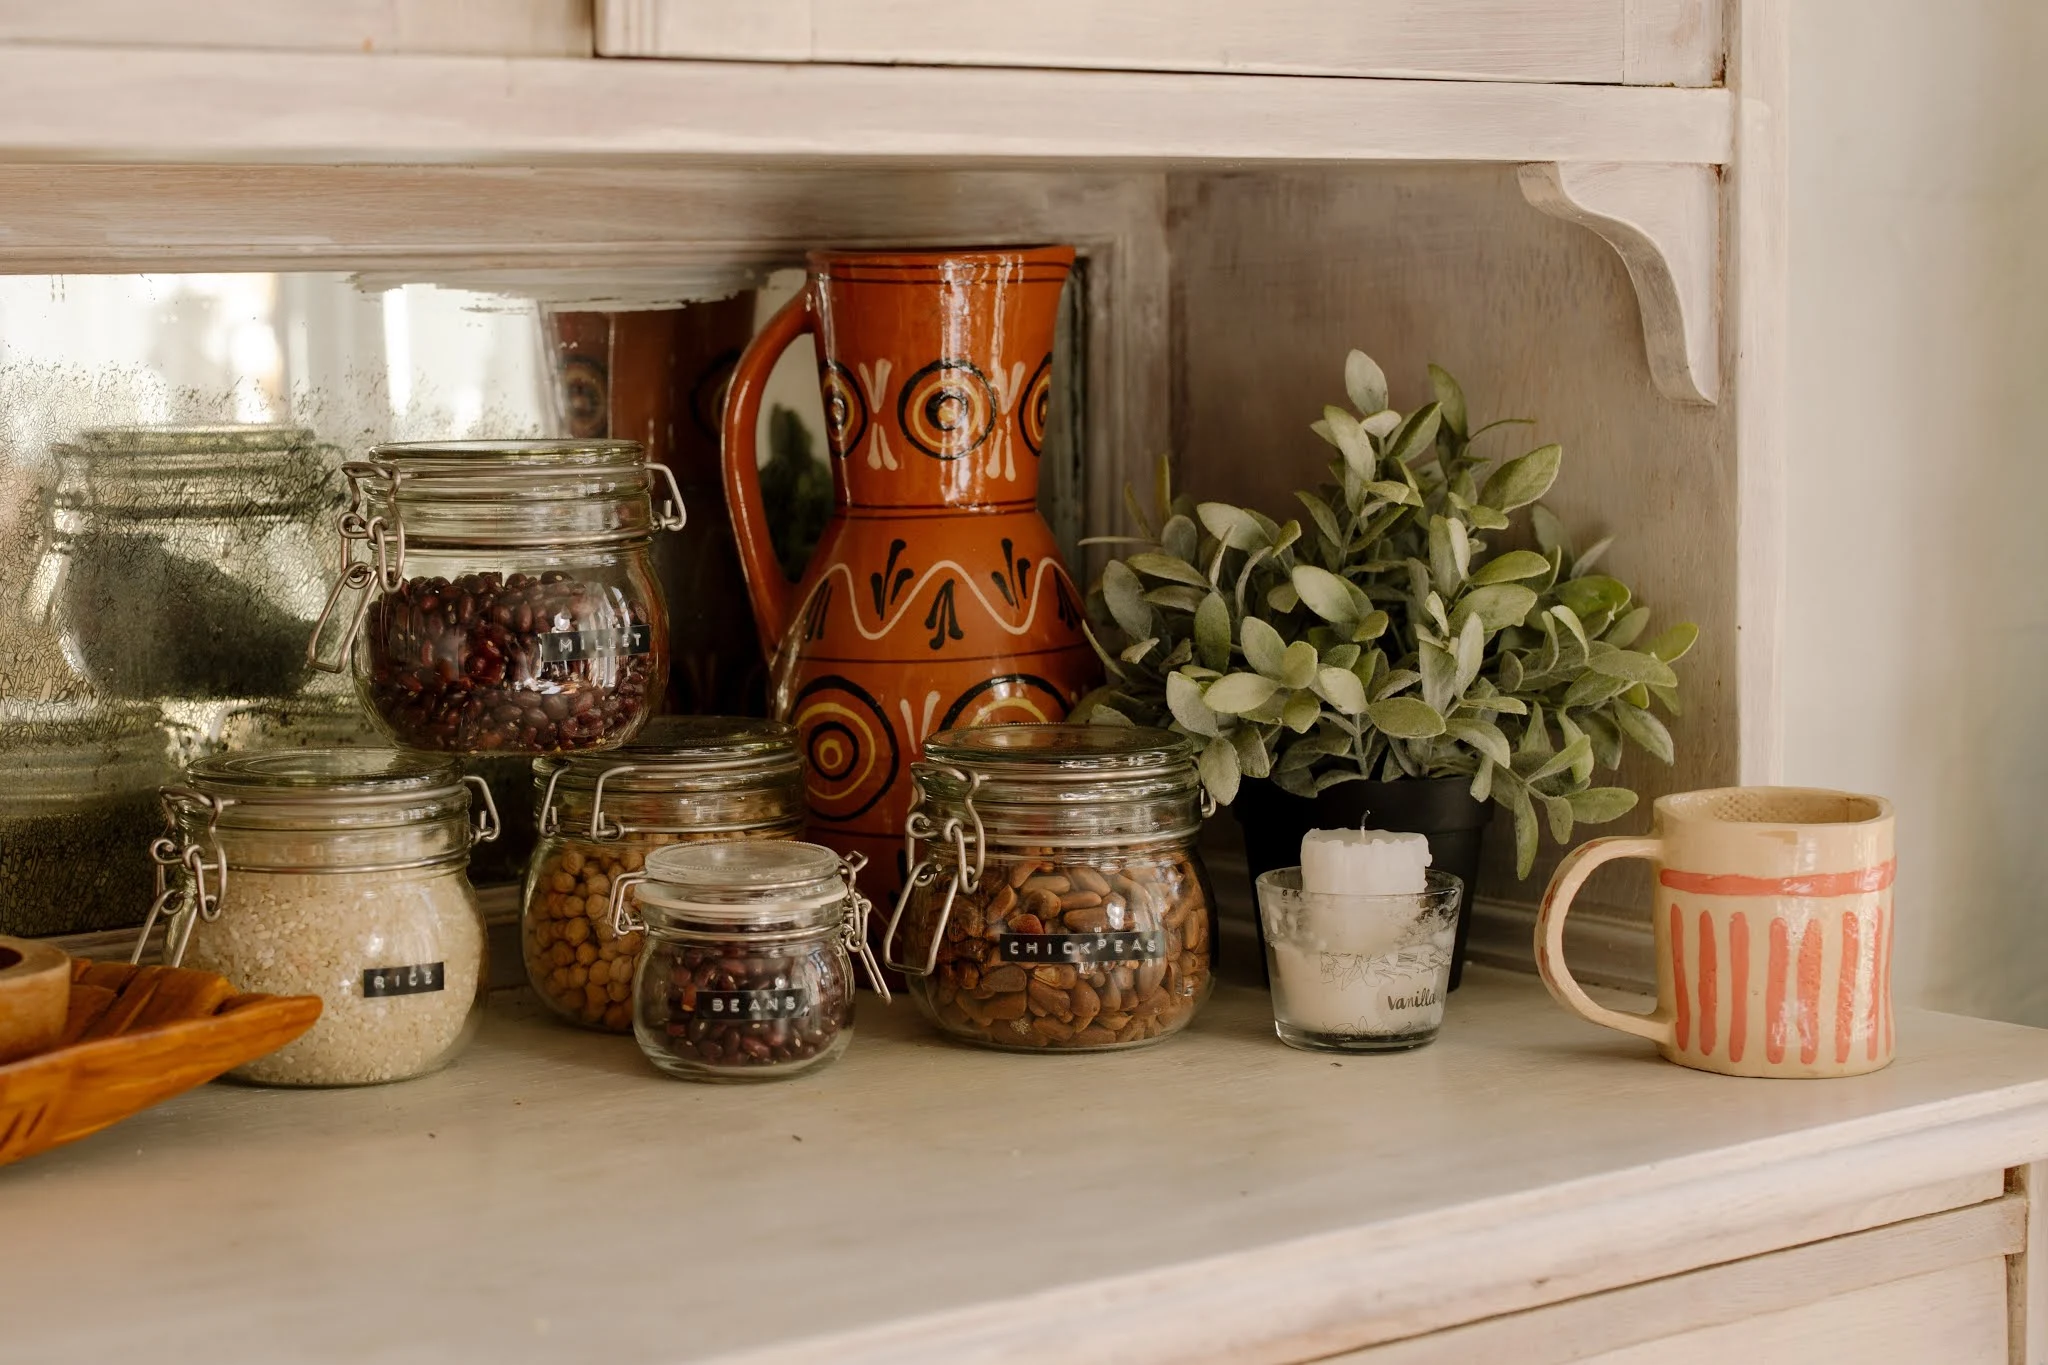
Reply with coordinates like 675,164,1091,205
1835,910,1861,1066
1669,903,1690,1052
1766,917,1790,1065
1796,922,1824,1066
1697,910,1717,1058
1658,861,1895,898
1728,912,1750,1064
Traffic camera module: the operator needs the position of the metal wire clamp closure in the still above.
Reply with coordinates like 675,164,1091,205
880,766,984,978
463,774,502,846
134,787,231,968
306,459,404,673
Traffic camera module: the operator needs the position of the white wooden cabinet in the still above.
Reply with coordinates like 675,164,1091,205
7,972,2048,1363
0,8,1973,1362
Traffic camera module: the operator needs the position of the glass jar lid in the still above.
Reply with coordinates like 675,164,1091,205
353,439,685,549
52,423,332,516
537,715,803,839
174,747,497,840
634,840,852,928
910,723,1205,850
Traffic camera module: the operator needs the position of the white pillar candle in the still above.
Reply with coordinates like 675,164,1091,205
1300,828,1430,897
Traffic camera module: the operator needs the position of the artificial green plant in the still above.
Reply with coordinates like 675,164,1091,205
1074,350,1696,877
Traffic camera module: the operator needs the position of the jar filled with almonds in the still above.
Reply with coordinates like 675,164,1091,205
520,716,805,1030
883,724,1217,1052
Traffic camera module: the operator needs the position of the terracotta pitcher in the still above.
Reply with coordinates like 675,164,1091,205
549,300,767,717
722,246,1100,896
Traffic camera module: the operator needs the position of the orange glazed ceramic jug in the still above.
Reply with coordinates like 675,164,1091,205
722,246,1100,896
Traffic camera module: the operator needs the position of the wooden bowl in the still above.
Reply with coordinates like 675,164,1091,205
0,958,321,1167
0,936,70,1065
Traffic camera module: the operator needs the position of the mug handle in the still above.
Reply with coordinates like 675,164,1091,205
719,290,813,660
1534,836,1675,1046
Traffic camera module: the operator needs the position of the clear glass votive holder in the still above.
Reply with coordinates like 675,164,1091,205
1255,867,1464,1053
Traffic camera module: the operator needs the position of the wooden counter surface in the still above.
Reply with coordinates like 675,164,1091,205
7,968,2048,1363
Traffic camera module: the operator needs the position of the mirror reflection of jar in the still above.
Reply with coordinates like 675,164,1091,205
30,425,341,701
0,699,172,938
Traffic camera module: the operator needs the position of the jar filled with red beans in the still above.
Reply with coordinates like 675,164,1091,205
307,440,682,755
608,840,887,1083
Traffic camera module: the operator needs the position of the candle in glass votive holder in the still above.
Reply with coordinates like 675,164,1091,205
1258,829,1461,1052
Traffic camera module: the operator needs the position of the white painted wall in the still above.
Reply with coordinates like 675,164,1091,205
1785,2,2048,1022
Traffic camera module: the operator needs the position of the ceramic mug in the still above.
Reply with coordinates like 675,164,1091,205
1535,787,1895,1079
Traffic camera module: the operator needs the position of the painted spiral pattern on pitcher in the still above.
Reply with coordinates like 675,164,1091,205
822,361,870,459
898,359,997,461
791,674,900,823
1018,354,1053,455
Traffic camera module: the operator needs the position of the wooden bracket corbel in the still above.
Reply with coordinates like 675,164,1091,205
1518,162,1720,405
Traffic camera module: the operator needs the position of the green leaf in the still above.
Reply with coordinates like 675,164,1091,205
1587,649,1679,689
1352,609,1390,643
1525,734,1592,785
1366,479,1421,506
1159,514,1199,563
1649,682,1682,716
1427,516,1470,595
1420,641,1458,714
1164,671,1221,737
1548,603,1590,652
1292,564,1358,624
1100,560,1152,639
1611,701,1675,763
1272,766,1316,799
1531,503,1568,556
1646,621,1700,663
1361,408,1402,441
1452,611,1485,696
1384,403,1444,467
1519,702,1552,759
1469,758,1495,804
1428,364,1468,440
1507,778,1539,878
1313,665,1368,713
1570,535,1614,578
1322,643,1361,671
1281,689,1321,732
1445,716,1511,768
1240,615,1288,679
1204,672,1282,714
1451,583,1538,634
1266,582,1300,613
1481,443,1562,512
1564,672,1633,709
1281,641,1319,689
1468,550,1552,586
1321,406,1373,476
1604,606,1651,649
1198,734,1241,806
1142,586,1206,615
1567,787,1639,823
1118,638,1158,664
1294,490,1345,551
1193,591,1232,671
1126,552,1213,589
1544,794,1574,845
1197,502,1266,551
1366,696,1447,740
1374,668,1421,700
1554,574,1631,622
1232,725,1273,779
1344,349,1389,417
1580,709,1624,769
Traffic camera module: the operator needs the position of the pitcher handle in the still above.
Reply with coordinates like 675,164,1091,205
721,290,811,658
1534,836,1675,1046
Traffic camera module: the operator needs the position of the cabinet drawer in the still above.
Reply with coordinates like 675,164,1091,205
595,0,1722,87
1336,1193,2023,1364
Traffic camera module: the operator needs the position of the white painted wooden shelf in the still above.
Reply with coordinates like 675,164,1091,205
6,969,2047,1363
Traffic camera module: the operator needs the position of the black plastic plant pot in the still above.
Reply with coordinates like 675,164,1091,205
1232,774,1491,990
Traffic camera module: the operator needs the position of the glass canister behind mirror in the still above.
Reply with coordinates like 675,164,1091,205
31,424,342,701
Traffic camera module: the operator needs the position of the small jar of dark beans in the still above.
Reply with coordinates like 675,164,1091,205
607,840,888,1083
307,440,682,756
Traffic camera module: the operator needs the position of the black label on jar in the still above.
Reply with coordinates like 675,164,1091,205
362,962,446,997
538,623,653,664
692,988,813,1020
999,930,1168,964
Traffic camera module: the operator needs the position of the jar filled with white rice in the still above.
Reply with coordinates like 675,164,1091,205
143,747,497,1086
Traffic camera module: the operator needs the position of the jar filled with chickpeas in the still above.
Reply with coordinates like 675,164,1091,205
520,716,805,1030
